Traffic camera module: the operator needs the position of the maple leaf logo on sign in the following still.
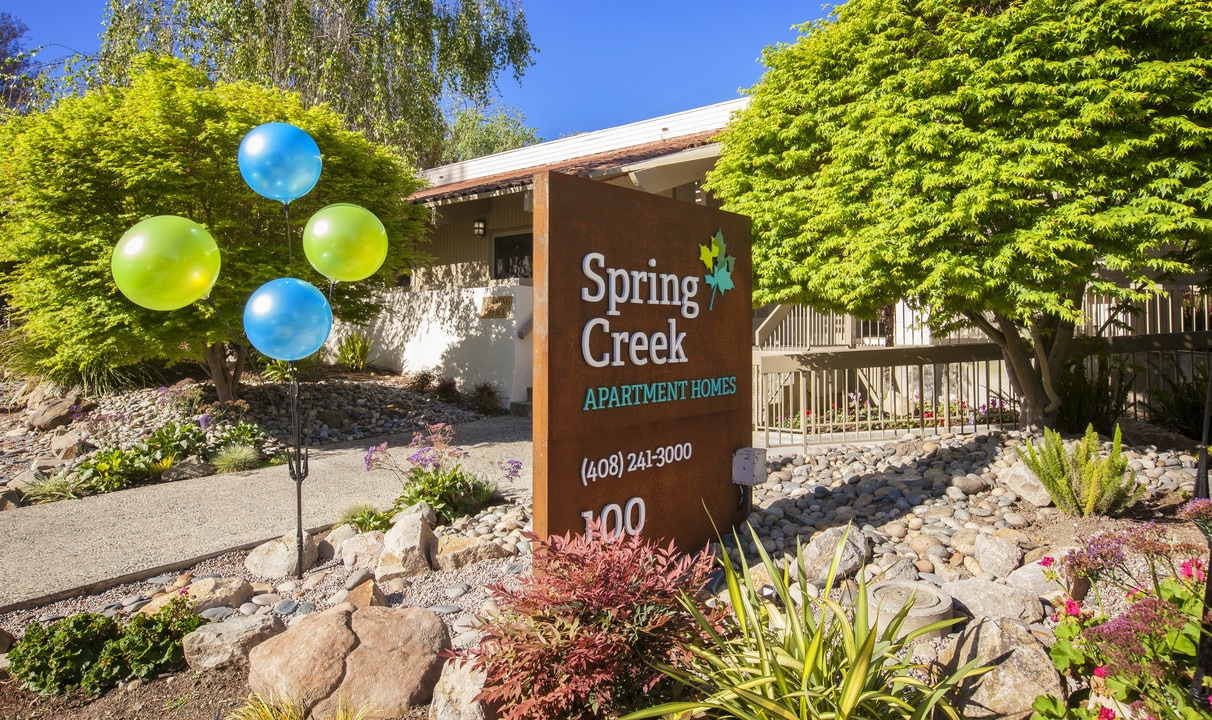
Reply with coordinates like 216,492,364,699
700,229,735,311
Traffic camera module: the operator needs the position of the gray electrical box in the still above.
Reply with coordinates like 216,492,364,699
732,447,767,486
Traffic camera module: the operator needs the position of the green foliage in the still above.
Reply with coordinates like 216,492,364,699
1017,424,1142,517
365,425,509,524
708,0,1212,428
0,55,428,392
1055,352,1136,436
73,447,152,493
1143,361,1210,441
468,381,505,415
338,504,394,534
210,443,263,474
256,352,322,383
91,0,536,165
0,11,32,113
8,597,202,696
20,472,95,504
624,525,983,720
438,103,541,165
139,421,206,464
462,522,719,720
205,420,266,455
336,332,371,372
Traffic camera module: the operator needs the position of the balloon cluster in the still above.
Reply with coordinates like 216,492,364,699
111,122,389,362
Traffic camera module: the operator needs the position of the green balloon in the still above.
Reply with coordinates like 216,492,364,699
112,216,221,311
303,203,388,282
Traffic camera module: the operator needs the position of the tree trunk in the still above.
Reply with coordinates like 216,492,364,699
203,342,247,402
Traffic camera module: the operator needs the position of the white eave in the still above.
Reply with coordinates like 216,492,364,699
422,97,749,189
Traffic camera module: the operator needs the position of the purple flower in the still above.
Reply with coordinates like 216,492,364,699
364,442,388,472
1064,532,1127,581
198,413,211,430
500,459,523,481
1181,499,1212,533
1084,597,1185,680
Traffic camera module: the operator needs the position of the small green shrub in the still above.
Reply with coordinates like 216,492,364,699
1017,424,1142,517
74,447,150,493
204,420,266,456
258,352,321,382
139,421,206,463
8,596,203,697
461,521,720,720
211,443,263,473
1143,361,1209,441
469,381,505,414
336,331,371,371
20,472,94,504
339,504,394,533
623,525,985,720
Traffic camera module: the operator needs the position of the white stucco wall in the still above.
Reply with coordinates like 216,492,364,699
330,284,534,406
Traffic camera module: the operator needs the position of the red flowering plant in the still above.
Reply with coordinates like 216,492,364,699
457,520,721,720
1031,521,1210,720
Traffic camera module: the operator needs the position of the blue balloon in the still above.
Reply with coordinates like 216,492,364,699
243,278,333,361
238,123,322,203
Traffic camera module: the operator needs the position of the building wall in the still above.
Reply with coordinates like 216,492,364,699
330,284,533,405
415,192,533,290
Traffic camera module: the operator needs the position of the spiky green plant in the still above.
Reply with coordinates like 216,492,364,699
20,472,94,504
336,331,372,371
210,443,263,474
1017,424,1142,517
622,524,987,720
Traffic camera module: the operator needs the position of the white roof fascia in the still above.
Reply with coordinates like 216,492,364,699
422,97,749,188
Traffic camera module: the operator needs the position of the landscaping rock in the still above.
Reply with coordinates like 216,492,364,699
183,614,285,671
0,627,12,654
802,524,868,579
395,501,439,528
999,462,1052,508
942,578,1044,623
938,617,1063,720
1006,556,1070,602
49,429,92,460
974,534,1023,578
341,531,386,570
0,488,21,511
376,512,437,581
245,533,319,578
160,458,216,482
347,578,387,608
433,536,510,572
27,398,86,431
249,602,450,719
429,659,498,720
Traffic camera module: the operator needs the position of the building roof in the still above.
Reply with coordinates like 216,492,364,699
412,97,748,206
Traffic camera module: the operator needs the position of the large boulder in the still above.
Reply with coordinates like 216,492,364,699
942,578,1044,624
245,533,319,579
433,536,511,572
49,428,93,460
141,576,254,616
249,603,451,719
802,524,868,580
184,614,285,670
429,659,498,720
938,617,1064,720
999,462,1053,508
27,397,92,431
375,512,437,581
1005,554,1071,603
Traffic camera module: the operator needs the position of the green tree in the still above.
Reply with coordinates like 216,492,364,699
708,0,1212,429
89,0,536,165
436,103,541,166
0,55,429,400
0,12,32,112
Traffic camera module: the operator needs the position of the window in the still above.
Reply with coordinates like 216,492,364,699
493,232,532,279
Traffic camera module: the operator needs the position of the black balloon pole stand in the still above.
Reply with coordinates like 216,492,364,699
287,366,308,580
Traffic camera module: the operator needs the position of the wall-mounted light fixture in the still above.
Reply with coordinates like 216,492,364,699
472,219,486,237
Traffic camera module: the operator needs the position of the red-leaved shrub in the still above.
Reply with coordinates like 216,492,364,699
459,522,719,720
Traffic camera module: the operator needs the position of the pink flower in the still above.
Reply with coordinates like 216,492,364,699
1065,599,1081,616
1093,666,1107,678
1039,556,1054,567
1098,707,1115,720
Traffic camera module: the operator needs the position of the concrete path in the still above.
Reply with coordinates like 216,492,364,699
0,415,532,613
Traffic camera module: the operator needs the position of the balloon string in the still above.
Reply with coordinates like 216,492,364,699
327,279,336,301
204,297,243,344
283,201,294,277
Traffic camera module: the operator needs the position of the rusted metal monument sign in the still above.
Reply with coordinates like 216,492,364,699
533,171,751,550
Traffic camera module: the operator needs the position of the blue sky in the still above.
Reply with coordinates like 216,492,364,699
5,0,829,139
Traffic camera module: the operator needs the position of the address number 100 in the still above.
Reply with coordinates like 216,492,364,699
581,497,646,541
